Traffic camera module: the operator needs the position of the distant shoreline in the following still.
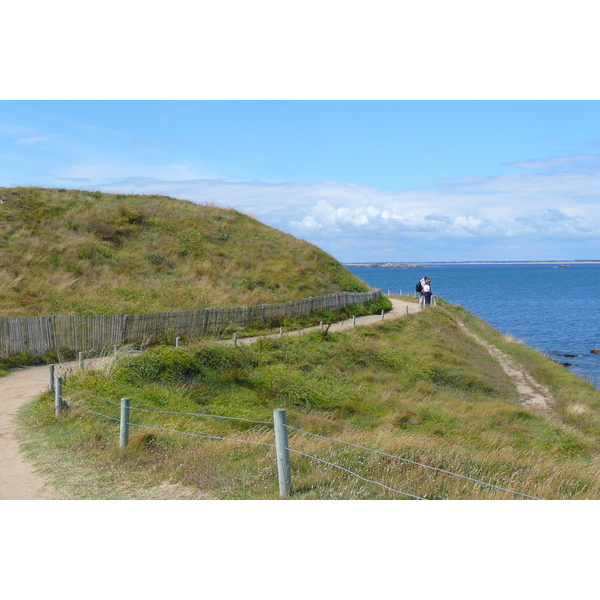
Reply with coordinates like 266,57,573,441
346,260,600,267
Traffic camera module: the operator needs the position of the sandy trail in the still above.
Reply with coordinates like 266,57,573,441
0,364,58,499
226,297,420,346
0,357,114,500
456,321,554,410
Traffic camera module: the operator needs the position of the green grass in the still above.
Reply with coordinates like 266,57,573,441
18,304,600,500
0,187,368,317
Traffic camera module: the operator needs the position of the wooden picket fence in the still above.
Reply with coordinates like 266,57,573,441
0,291,381,357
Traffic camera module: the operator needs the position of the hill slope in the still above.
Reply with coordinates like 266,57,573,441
16,299,600,500
0,187,367,317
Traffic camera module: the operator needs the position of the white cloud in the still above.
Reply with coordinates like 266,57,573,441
87,151,600,261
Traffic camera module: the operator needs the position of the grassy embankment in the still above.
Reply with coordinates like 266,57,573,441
19,300,600,500
0,187,367,317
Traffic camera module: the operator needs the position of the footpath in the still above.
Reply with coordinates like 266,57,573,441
0,299,418,500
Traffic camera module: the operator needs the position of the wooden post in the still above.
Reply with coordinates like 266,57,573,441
319,321,323,329
353,315,356,326
406,306,409,315
79,351,84,370
49,364,55,392
233,332,238,346
54,376,62,417
279,327,283,337
120,398,130,449
176,336,180,347
273,408,292,497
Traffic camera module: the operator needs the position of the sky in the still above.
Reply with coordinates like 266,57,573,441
2,100,600,263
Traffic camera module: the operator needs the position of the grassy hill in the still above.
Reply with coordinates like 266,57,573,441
0,187,367,317
19,300,600,500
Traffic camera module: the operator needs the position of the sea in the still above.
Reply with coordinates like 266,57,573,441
346,262,600,390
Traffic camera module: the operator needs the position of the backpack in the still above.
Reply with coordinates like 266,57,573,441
415,281,423,293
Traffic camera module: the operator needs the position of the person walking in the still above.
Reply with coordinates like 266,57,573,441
422,278,432,307
418,275,427,309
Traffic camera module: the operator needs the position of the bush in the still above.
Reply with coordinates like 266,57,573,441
113,346,202,384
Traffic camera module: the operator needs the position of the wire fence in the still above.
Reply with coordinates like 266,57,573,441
57,380,543,500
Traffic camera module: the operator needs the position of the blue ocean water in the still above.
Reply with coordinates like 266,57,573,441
346,263,600,389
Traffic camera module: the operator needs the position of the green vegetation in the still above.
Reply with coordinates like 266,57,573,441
0,187,368,317
8,186,600,500
19,304,600,500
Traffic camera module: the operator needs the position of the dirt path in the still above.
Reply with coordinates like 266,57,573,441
456,320,554,411
0,364,59,499
227,297,420,346
1,299,419,500
0,357,115,500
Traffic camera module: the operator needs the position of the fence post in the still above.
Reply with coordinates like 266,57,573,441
381,310,385,320
49,364,55,392
353,315,356,326
233,332,238,346
120,398,131,449
79,351,84,370
54,376,63,417
176,336,180,347
406,306,409,315
273,408,292,498
279,327,283,337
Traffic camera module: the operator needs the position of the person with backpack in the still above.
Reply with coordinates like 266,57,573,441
416,276,427,308
422,278,432,307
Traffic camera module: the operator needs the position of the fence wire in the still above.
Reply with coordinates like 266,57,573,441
128,421,276,448
59,383,542,500
63,385,122,406
62,390,275,448
287,447,426,500
285,424,542,500
129,405,273,426
66,398,120,422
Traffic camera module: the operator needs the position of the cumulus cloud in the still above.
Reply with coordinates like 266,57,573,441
89,152,600,261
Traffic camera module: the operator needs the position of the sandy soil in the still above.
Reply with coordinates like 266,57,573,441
0,358,114,500
0,364,60,499
456,320,554,411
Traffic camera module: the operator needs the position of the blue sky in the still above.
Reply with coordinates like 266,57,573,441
2,100,600,262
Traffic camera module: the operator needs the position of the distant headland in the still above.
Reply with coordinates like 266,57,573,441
345,260,600,267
